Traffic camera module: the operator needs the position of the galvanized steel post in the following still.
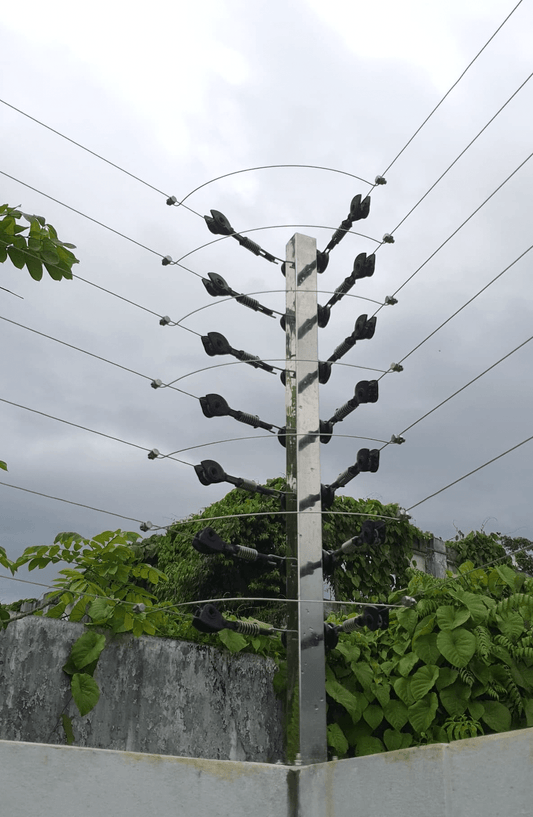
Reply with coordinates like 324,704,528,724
284,233,327,764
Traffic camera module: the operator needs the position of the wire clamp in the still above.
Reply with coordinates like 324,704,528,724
382,234,395,244
161,255,173,266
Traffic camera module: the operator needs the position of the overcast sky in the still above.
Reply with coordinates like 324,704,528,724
1,0,532,603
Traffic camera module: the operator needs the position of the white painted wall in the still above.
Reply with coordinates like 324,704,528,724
2,727,532,817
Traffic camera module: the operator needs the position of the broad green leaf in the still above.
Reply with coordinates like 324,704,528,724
88,598,113,622
61,714,75,745
393,676,415,706
70,631,106,670
436,667,458,691
498,612,524,642
0,245,7,262
436,628,476,667
335,642,361,664
410,665,439,701
7,245,25,268
413,614,436,639
363,704,383,730
42,249,59,264
451,590,490,625
481,701,511,733
352,661,373,689
396,607,418,634
440,682,470,716
383,729,412,751
327,723,348,757
326,676,361,722
524,699,533,728
436,605,470,631
413,633,440,665
356,736,384,756
495,565,517,589
0,460,7,471
71,672,100,716
217,629,247,653
372,681,391,707
68,596,88,622
383,699,409,730
398,652,419,677
468,700,485,721
408,692,438,733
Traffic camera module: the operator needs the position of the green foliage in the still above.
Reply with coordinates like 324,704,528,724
320,563,533,758
145,485,424,624
0,460,7,471
0,204,78,281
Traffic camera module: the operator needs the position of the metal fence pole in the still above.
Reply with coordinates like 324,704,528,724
284,233,327,764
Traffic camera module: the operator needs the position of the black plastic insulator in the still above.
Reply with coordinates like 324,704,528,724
194,459,226,486
317,304,331,328
319,361,332,384
321,484,336,509
322,550,337,576
324,622,339,651
192,527,227,556
353,252,375,280
329,396,359,425
320,419,333,444
328,336,355,363
357,448,380,473
234,410,272,430
235,235,261,256
235,348,275,374
326,218,353,253
349,194,371,221
236,294,267,314
204,209,234,236
355,380,379,404
317,251,329,274
202,272,234,297
279,314,286,331
201,332,232,357
192,603,226,633
199,394,229,418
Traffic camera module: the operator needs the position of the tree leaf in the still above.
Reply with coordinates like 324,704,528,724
326,675,361,722
217,628,247,653
398,652,419,676
436,667,458,691
356,736,384,756
481,700,511,733
437,628,476,667
383,729,412,751
61,714,75,745
352,661,373,689
0,461,7,471
383,699,409,730
372,680,390,707
363,704,383,730
7,245,25,269
71,672,100,717
393,676,415,706
70,631,106,669
410,665,439,701
408,692,438,733
440,681,470,716
498,612,524,642
436,605,470,631
468,700,485,721
327,722,348,756
396,607,418,634
413,633,440,664
25,254,43,281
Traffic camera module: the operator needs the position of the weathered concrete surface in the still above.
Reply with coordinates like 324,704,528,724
0,740,290,817
0,617,284,762
2,728,533,817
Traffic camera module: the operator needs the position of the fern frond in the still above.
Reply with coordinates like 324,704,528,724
475,626,492,661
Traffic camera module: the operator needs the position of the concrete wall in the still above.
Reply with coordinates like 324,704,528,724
412,537,457,578
2,727,532,817
0,616,284,763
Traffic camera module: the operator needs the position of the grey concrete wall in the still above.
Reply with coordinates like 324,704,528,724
0,616,284,763
2,728,532,817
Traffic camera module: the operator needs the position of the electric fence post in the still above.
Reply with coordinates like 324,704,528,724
185,184,400,766
284,233,327,765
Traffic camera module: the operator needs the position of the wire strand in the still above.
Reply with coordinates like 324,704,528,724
176,165,373,207
400,333,533,437
407,434,533,513
0,480,144,523
372,149,533,317
389,70,533,235
0,398,195,468
379,0,524,178
0,170,165,257
0,315,198,399
398,244,533,366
